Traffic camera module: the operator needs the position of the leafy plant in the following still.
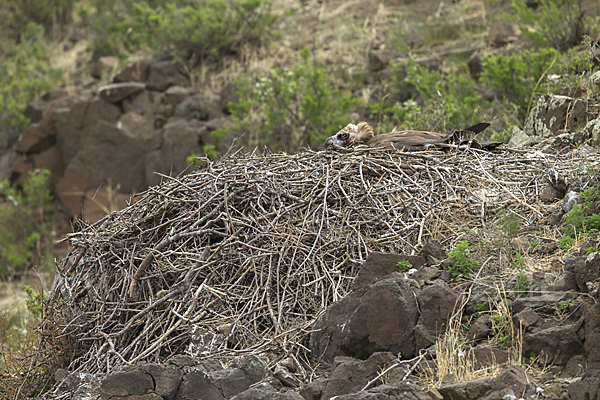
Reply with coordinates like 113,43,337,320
1,0,75,39
0,169,55,279
397,260,413,273
24,285,45,321
507,0,597,52
221,49,362,151
81,0,277,60
516,271,533,298
448,240,479,279
480,48,559,121
373,56,490,134
557,235,574,250
0,23,63,141
499,211,521,236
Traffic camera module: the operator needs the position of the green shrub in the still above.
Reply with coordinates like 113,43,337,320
397,260,413,273
448,240,479,278
507,0,597,52
220,49,362,150
0,23,63,141
81,0,277,60
0,169,55,279
373,56,490,133
1,0,75,39
480,48,560,121
516,270,534,298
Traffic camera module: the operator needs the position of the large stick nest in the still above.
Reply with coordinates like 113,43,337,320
44,145,595,376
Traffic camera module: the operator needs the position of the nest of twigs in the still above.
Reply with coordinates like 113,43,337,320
42,145,595,378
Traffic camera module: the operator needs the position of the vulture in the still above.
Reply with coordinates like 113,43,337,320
324,122,501,151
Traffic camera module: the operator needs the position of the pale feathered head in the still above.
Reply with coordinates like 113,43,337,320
324,122,374,148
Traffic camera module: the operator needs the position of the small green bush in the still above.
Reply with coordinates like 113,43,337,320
516,270,534,298
2,0,75,39
397,260,413,273
448,240,479,279
0,169,55,279
507,0,597,52
480,48,559,121
0,23,63,141
81,0,277,60
220,49,363,150
373,56,490,133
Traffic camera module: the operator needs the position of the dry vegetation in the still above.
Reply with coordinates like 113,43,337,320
24,145,594,394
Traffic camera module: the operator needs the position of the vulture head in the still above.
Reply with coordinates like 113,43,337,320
324,122,374,148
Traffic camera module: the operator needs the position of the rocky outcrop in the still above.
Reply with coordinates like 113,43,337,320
509,93,600,151
10,58,233,223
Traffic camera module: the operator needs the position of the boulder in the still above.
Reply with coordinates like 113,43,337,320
352,252,426,290
99,370,154,400
583,302,600,368
54,101,90,165
33,145,64,185
414,282,458,350
113,61,150,83
9,157,34,187
466,314,492,342
90,56,118,79
487,22,517,46
419,240,447,266
173,93,223,122
332,381,432,400
231,382,303,400
24,99,46,123
567,369,600,400
176,369,224,400
522,325,584,365
83,98,122,130
99,82,146,104
368,48,392,72
141,364,183,400
320,352,398,400
147,118,208,180
511,291,573,317
71,120,151,193
16,111,56,154
511,308,545,334
300,378,327,400
146,60,189,91
573,253,600,294
311,274,419,363
55,165,88,217
437,365,537,400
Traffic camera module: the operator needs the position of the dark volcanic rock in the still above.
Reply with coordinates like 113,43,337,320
142,364,183,400
523,325,584,365
146,60,190,91
333,381,432,400
16,111,56,153
71,120,151,193
414,282,458,350
567,369,600,400
438,365,537,400
99,82,146,103
352,252,426,290
99,370,154,400
311,274,420,363
176,369,224,400
320,352,398,400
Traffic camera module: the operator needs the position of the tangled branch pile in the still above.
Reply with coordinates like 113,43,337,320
43,146,595,377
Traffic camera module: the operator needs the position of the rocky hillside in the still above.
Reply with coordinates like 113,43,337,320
1,0,600,399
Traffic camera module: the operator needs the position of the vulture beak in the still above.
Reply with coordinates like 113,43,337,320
324,135,345,148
